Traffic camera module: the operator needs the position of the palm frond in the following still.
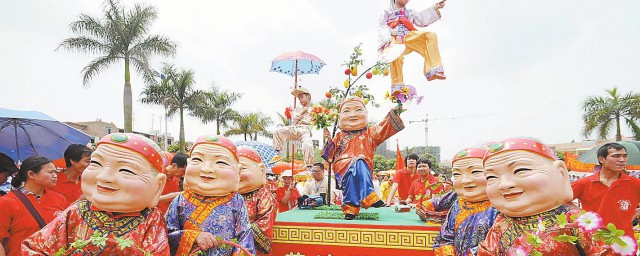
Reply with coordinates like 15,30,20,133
626,118,640,141
68,14,107,39
130,35,177,59
80,54,119,87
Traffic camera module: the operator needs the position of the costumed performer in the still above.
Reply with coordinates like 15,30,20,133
379,0,447,84
477,137,613,255
166,135,255,256
322,96,404,220
273,86,314,168
22,133,169,255
237,146,277,256
433,147,499,256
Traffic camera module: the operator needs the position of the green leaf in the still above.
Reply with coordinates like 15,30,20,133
552,234,579,244
607,223,617,231
614,237,627,246
115,237,133,250
70,239,90,249
557,213,568,228
525,232,545,248
89,234,107,247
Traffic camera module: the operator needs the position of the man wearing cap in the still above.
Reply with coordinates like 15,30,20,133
478,137,612,255
276,170,300,213
23,133,170,255
323,97,404,220
273,87,314,168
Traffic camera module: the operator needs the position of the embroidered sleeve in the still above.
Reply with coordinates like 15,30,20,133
410,6,441,27
142,209,171,255
234,197,256,255
372,109,405,147
378,9,393,51
165,196,198,256
252,189,276,254
433,203,457,250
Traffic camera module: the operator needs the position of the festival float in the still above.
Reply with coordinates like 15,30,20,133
268,42,446,255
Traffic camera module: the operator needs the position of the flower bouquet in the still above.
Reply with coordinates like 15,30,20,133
385,84,424,106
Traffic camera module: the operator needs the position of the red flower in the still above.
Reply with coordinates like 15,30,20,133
284,107,292,119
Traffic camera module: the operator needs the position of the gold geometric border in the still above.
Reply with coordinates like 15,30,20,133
273,225,438,250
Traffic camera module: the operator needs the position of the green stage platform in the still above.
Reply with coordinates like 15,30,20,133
275,207,438,227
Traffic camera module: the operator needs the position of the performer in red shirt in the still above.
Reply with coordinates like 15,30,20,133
406,158,449,205
572,142,640,237
386,154,419,204
0,156,67,256
157,152,188,214
50,144,92,206
276,170,300,213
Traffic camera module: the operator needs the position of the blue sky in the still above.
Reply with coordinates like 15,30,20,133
1,0,639,162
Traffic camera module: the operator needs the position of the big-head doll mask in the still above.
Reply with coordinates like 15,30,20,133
338,96,368,131
451,147,488,203
237,146,267,194
82,133,167,213
483,138,572,217
185,135,241,196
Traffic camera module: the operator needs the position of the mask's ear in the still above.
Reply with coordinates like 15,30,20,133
258,163,267,185
149,173,167,208
552,160,573,202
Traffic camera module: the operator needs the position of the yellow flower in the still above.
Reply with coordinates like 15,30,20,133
384,91,389,99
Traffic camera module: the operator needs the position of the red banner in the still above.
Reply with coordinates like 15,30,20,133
565,152,640,172
564,152,596,173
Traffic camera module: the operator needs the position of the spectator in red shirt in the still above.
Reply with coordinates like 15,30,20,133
406,158,449,205
50,144,92,206
276,170,300,213
157,152,188,214
386,153,420,205
0,156,67,256
572,142,640,237
0,153,19,196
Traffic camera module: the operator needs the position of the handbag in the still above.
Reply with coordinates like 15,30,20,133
13,190,47,228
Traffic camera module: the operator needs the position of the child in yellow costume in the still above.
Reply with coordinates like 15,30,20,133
379,0,447,84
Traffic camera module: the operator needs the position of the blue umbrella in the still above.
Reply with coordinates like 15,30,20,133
0,108,91,163
236,141,283,174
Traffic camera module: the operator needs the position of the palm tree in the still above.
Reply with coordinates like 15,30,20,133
58,0,177,132
224,112,273,141
191,84,241,135
582,87,640,141
140,64,203,152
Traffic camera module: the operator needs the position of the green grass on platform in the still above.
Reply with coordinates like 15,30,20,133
276,206,438,227
313,211,380,221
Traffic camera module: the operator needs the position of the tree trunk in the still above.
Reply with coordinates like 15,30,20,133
216,119,220,135
180,107,185,153
616,114,622,141
244,133,247,141
123,58,133,132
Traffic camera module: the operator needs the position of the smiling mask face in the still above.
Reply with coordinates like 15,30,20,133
185,144,240,196
451,158,488,202
82,144,166,212
338,101,368,131
483,151,572,217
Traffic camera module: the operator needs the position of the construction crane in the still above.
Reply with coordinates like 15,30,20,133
409,113,496,147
